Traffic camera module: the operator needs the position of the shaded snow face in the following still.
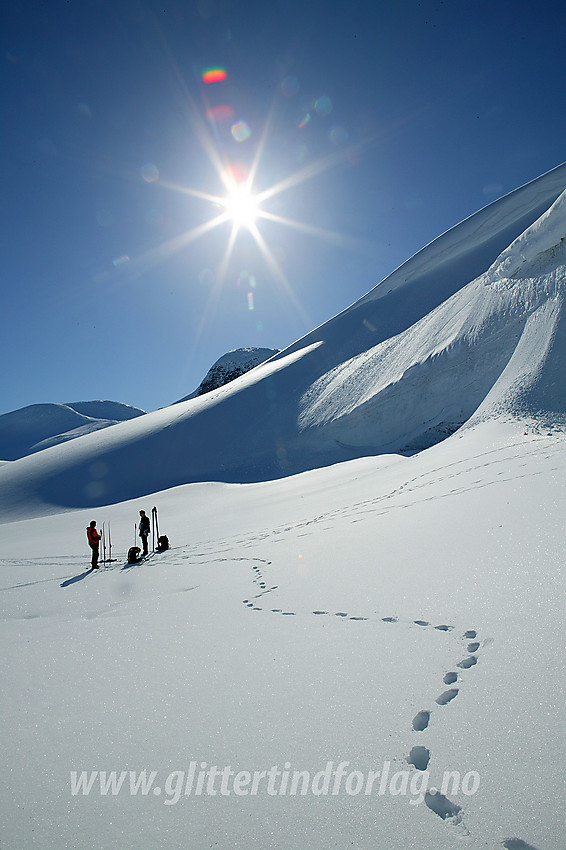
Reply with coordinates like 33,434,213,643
0,401,145,461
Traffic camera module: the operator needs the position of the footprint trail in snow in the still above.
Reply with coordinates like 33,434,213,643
240,557,484,834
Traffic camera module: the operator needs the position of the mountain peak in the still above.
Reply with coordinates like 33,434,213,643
177,348,280,401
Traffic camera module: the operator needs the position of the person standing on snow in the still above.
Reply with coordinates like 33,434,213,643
86,520,102,569
138,509,150,556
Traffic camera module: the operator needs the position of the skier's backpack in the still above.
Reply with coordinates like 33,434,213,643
127,546,142,563
157,535,169,552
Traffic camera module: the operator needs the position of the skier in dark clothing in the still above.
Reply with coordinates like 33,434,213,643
139,510,150,556
86,521,101,569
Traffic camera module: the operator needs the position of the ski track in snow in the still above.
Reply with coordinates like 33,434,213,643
196,435,564,553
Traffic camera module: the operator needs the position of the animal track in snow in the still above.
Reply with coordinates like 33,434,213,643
407,746,430,770
424,790,463,822
502,840,541,850
457,656,478,669
238,558,489,836
242,586,463,644
409,624,486,836
436,687,459,705
412,710,431,731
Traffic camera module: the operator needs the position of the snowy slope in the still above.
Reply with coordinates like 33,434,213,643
298,190,566,450
176,347,280,401
0,163,564,519
1,422,564,849
0,401,145,461
1,164,565,850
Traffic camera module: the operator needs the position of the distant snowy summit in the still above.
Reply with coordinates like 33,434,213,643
0,401,145,461
177,348,280,401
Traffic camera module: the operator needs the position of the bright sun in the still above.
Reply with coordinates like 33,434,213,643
222,183,260,230
139,99,371,309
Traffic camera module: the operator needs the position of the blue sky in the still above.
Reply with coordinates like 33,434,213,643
2,0,565,415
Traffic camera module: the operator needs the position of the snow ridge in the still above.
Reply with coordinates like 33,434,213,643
298,190,566,451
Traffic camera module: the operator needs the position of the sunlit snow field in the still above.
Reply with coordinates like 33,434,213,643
2,166,565,849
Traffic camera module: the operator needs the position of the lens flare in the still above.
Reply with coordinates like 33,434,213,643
141,162,160,183
281,76,300,97
314,95,333,117
123,69,379,361
202,67,227,84
231,120,251,142
206,105,234,124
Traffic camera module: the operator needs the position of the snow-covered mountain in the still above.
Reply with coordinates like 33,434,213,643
177,347,280,401
0,162,564,518
0,348,278,461
1,163,565,850
298,188,566,451
0,400,145,461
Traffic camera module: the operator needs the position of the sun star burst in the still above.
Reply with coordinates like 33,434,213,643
119,83,377,340
222,183,260,230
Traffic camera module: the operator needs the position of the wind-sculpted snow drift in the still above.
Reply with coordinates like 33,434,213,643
299,190,566,450
0,163,564,518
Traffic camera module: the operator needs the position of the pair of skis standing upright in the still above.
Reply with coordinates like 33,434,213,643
98,506,168,566
99,521,116,564
127,506,169,564
134,506,168,552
